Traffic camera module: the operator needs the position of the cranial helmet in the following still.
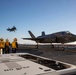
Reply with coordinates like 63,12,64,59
14,38,17,41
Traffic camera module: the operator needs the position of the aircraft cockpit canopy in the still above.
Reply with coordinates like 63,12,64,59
61,31,73,35
66,31,71,34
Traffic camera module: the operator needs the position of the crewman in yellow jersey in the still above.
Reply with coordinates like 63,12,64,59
5,39,10,53
0,38,5,54
0,39,2,54
12,38,18,53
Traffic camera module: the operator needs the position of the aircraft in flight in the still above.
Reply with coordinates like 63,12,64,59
7,26,17,32
22,30,76,44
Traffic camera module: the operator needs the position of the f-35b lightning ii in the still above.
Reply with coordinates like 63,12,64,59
22,31,76,44
7,26,17,32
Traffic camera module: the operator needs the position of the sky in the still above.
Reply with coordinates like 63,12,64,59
0,0,76,44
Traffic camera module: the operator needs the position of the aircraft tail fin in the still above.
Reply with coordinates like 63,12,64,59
28,31,36,38
42,31,45,36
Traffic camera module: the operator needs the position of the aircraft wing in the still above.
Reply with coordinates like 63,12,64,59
22,38,44,41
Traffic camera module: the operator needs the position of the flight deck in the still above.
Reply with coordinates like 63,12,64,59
0,53,76,75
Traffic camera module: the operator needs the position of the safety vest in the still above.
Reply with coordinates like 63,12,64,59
12,42,17,48
0,41,5,48
0,41,2,49
5,42,10,46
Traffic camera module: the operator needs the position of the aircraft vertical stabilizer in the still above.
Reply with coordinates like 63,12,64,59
28,31,36,38
42,31,45,36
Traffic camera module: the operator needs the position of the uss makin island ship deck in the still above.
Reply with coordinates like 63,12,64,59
0,53,76,75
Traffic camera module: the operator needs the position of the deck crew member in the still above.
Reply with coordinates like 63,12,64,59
0,38,5,54
0,39,2,54
5,39,10,53
12,38,18,53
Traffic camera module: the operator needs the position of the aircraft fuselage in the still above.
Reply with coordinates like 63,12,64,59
37,31,76,43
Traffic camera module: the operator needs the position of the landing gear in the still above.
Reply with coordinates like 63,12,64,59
51,43,54,48
51,44,54,48
61,43,65,51
37,42,39,49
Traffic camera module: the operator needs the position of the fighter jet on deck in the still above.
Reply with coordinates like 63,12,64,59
22,31,76,44
7,26,17,32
